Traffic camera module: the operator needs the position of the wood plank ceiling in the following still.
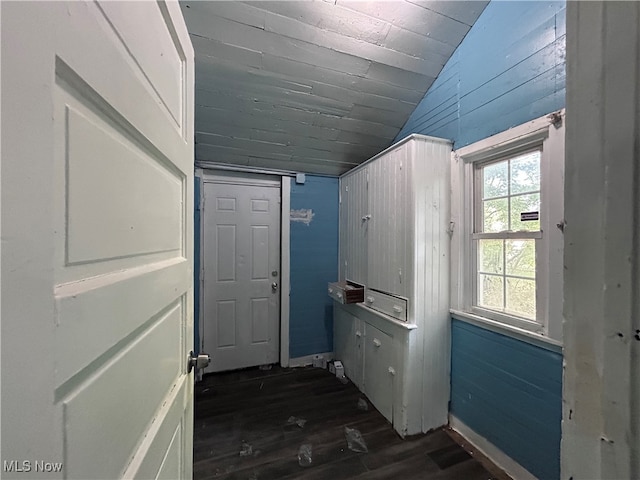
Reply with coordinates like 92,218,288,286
181,1,488,176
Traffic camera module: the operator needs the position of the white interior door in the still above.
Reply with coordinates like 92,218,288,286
1,2,195,479
202,175,281,373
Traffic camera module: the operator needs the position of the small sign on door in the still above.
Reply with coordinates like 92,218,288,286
520,211,539,221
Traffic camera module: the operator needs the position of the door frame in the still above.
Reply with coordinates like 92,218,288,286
196,168,291,369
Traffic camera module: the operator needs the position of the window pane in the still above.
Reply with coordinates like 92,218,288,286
483,198,508,232
478,239,503,274
506,277,536,319
510,151,540,194
478,274,504,311
510,193,540,231
483,160,508,199
505,239,535,278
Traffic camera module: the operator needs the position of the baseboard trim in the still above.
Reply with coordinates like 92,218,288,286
449,415,538,480
288,352,334,368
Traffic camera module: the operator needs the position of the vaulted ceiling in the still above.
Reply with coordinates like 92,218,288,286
181,1,488,176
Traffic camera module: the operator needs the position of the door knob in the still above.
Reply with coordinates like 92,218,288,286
188,351,210,373
272,282,278,292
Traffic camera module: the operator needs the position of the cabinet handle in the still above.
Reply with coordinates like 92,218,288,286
388,367,396,376
393,305,403,313
366,296,374,303
361,214,371,221
355,331,362,338
373,338,382,347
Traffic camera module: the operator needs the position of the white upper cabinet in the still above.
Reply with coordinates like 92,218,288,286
340,166,369,285
368,141,412,297
340,135,452,312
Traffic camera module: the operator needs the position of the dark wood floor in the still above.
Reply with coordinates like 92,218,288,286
194,366,511,480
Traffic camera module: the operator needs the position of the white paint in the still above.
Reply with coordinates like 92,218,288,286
289,208,315,225
563,2,640,478
449,416,539,480
280,176,291,368
1,2,194,478
336,135,452,436
451,112,565,341
202,174,280,372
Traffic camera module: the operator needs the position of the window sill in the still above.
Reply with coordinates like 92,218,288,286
450,309,563,354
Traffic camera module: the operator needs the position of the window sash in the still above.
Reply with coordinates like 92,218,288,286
472,150,543,327
474,150,542,235
472,236,540,325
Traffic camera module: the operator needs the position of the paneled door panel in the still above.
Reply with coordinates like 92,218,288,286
342,168,369,285
203,181,281,372
1,2,195,479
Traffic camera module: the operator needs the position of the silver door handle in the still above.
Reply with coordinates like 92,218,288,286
188,351,210,373
272,282,278,292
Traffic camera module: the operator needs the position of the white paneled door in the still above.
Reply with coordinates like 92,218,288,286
1,2,194,479
202,177,281,373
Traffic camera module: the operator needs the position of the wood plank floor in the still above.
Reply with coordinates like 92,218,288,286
194,366,512,480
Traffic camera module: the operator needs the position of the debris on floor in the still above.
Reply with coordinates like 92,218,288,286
344,426,368,453
297,444,313,467
286,416,307,428
239,441,253,457
312,354,327,368
259,364,273,371
357,398,369,411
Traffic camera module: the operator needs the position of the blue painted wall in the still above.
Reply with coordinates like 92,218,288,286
451,319,562,480
396,1,566,149
289,176,339,358
397,3,566,478
194,176,201,355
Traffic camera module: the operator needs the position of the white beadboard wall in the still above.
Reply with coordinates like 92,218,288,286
337,134,452,434
412,137,452,431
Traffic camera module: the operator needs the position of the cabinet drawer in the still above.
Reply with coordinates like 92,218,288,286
328,281,364,304
363,289,408,321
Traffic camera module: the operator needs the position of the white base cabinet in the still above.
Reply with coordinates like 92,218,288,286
334,134,452,437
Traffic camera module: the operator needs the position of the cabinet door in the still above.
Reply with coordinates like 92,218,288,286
341,168,369,285
363,324,394,422
334,308,363,387
367,145,411,296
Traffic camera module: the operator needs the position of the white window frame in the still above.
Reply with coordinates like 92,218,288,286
450,111,565,341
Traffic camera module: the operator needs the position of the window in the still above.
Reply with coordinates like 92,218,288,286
451,111,565,340
474,150,541,323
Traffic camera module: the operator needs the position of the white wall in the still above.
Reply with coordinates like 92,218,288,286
563,2,640,478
